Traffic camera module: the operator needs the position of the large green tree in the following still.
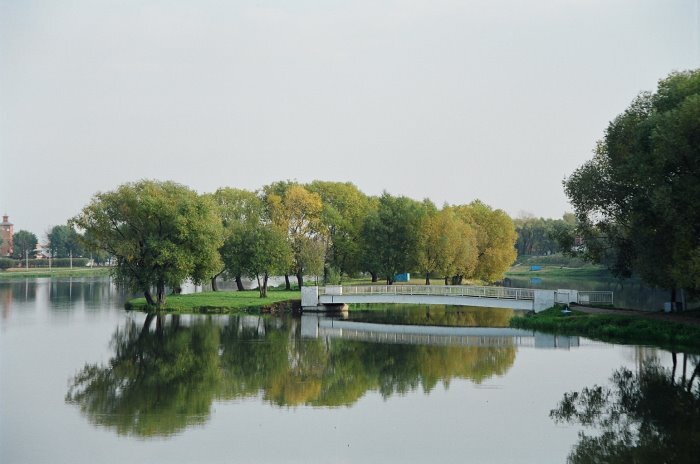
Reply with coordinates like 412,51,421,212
12,230,38,260
47,224,83,258
265,183,326,288
417,209,477,285
237,221,292,297
565,69,700,304
307,181,374,281
451,201,517,283
361,193,426,284
71,180,223,306
209,187,264,291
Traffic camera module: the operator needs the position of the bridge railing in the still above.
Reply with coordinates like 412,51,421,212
320,285,535,300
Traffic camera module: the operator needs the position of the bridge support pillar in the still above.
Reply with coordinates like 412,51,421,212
533,290,555,312
301,286,349,312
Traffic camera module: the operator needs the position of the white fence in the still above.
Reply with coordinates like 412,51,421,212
318,285,613,306
577,291,614,305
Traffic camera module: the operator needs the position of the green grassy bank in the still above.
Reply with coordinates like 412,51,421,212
0,267,112,279
125,290,300,314
505,264,610,279
510,307,700,353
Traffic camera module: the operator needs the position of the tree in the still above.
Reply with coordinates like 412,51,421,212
564,69,700,305
307,181,373,281
451,201,517,283
12,230,38,260
361,193,426,284
71,180,223,306
237,221,292,297
417,209,477,285
265,183,326,288
209,187,264,291
47,224,83,258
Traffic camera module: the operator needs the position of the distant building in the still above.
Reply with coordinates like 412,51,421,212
0,215,13,257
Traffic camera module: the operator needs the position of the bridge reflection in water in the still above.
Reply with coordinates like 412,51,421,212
300,315,580,350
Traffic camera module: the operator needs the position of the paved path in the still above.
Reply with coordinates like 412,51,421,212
575,305,700,326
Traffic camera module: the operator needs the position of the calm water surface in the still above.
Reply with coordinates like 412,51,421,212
1,277,696,463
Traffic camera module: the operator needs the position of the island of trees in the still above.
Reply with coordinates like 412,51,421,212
70,180,518,307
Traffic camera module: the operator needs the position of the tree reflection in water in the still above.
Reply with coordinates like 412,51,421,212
551,354,700,464
67,314,516,437
66,314,221,437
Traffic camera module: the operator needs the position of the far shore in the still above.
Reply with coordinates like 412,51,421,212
0,267,112,279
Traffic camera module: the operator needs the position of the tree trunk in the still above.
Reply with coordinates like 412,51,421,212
211,275,219,292
671,287,677,311
140,313,156,339
370,271,378,283
284,274,291,290
235,275,245,291
264,273,268,297
425,273,430,285
257,274,266,298
444,276,449,286
144,290,156,306
156,281,166,306
296,271,303,289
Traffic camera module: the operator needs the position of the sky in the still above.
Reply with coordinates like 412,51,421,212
1,0,699,238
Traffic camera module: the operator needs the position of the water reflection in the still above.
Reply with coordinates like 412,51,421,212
67,314,519,437
0,277,132,320
551,354,700,463
344,304,516,327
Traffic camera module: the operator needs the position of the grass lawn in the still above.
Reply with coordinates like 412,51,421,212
0,267,112,279
505,264,610,278
510,306,700,353
125,290,300,314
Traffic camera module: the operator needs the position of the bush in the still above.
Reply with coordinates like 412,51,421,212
0,258,15,270
7,258,90,268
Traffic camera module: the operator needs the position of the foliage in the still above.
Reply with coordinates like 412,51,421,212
0,258,14,270
417,209,477,284
209,187,264,287
551,358,700,463
236,221,292,297
361,192,426,284
513,214,575,256
47,224,83,258
11,230,38,259
71,180,224,306
307,181,374,279
564,69,700,296
451,200,517,282
265,184,326,287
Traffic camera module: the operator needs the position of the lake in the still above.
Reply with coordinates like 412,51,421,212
1,277,697,463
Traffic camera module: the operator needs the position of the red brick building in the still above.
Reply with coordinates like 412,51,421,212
1,215,14,257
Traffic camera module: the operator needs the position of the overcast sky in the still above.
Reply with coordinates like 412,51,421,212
1,0,698,238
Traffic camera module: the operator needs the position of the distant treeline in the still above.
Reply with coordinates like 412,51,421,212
513,214,576,257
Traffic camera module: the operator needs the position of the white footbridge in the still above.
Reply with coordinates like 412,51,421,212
301,285,613,313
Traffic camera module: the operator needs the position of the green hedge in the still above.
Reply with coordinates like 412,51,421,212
1,258,90,268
